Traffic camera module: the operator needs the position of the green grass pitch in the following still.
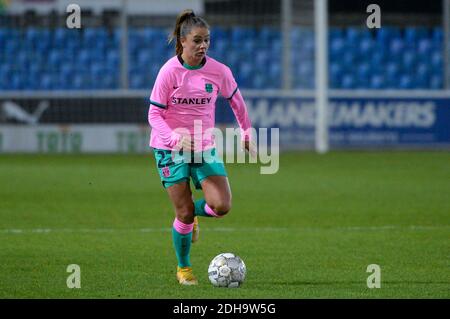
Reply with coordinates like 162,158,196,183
0,151,448,298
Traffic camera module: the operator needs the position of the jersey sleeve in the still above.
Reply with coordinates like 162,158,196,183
149,66,170,109
221,65,252,141
220,65,238,100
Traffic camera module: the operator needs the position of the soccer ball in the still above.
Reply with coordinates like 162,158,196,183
208,253,246,288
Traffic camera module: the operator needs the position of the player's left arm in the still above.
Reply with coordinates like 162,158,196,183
222,66,257,157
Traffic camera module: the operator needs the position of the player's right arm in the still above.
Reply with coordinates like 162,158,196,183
148,67,183,149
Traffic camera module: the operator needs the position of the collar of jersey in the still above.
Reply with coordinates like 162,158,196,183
177,55,206,70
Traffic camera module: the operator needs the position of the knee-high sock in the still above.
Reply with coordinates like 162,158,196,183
194,199,222,218
172,218,193,267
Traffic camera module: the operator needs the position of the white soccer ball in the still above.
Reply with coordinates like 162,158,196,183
208,253,246,288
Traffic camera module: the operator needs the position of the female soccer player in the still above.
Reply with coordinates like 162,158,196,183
148,9,254,285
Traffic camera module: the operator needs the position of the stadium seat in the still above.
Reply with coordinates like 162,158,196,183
357,63,371,81
430,75,443,89
399,74,414,89
431,27,443,47
375,27,401,45
210,27,229,41
359,38,375,56
370,74,385,89
417,38,433,58
268,63,281,88
130,73,145,89
254,50,269,66
341,51,357,70
106,50,120,68
231,27,256,43
389,38,404,57
258,26,279,45
330,37,345,58
330,63,343,80
430,51,442,71
402,50,417,70
404,27,429,44
341,74,355,89
0,25,445,91
329,27,344,41
346,27,371,43
237,61,253,88
39,74,54,90
252,72,266,89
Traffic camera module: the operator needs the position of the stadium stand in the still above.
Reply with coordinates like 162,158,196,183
0,26,444,90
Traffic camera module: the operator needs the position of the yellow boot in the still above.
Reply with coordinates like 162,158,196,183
176,266,198,285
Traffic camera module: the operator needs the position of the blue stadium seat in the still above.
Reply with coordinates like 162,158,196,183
404,27,429,43
416,62,430,80
224,50,241,68
330,37,345,58
106,50,120,68
385,62,400,86
48,50,63,68
329,27,344,41
211,38,228,54
399,74,414,89
71,74,90,90
137,50,152,67
231,27,256,42
341,51,357,70
254,50,269,66
297,63,313,78
417,38,433,57
330,63,343,86
210,27,229,41
252,72,266,89
258,26,279,45
370,74,385,89
389,37,404,58
76,49,92,66
39,74,54,90
242,39,256,58
54,27,68,43
130,73,145,89
357,63,371,81
402,50,417,70
375,27,401,45
359,38,375,56
291,27,313,44
341,74,355,89
237,61,253,88
431,27,443,47
268,63,281,88
430,75,443,89
346,27,371,43
10,74,24,90
270,38,282,56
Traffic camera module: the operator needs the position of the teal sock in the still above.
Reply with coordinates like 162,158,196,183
194,199,212,217
172,228,192,267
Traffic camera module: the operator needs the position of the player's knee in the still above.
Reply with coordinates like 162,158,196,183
175,203,195,223
211,200,232,216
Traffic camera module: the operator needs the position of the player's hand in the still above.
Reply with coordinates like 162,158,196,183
178,135,195,151
242,140,257,158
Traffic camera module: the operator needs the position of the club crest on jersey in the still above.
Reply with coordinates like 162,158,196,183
162,166,171,177
205,83,213,93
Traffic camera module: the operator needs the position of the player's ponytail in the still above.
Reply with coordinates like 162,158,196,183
169,9,209,56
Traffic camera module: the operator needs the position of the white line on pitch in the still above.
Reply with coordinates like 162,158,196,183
0,225,448,234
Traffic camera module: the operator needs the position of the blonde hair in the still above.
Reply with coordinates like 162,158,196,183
169,9,210,56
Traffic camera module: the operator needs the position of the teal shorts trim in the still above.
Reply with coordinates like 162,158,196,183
152,148,227,189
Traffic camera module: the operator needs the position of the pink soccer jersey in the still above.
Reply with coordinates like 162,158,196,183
148,55,251,151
